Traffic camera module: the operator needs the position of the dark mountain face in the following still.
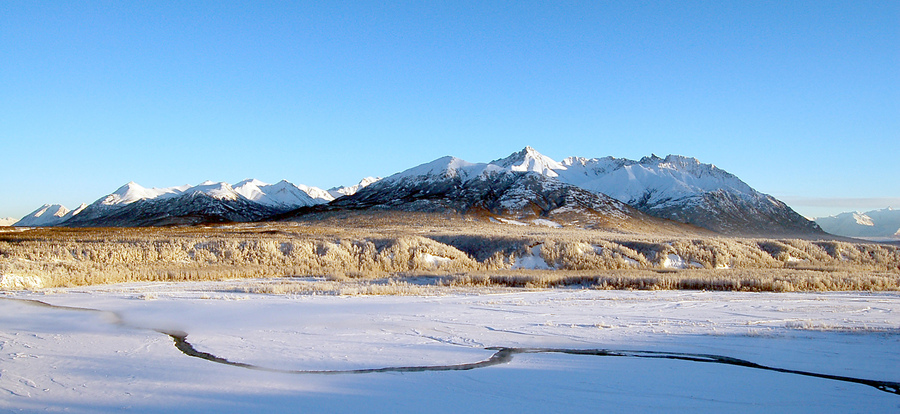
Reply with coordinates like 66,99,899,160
642,190,823,236
288,167,699,233
335,169,621,215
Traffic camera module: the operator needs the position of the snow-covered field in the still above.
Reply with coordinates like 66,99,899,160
2,281,899,413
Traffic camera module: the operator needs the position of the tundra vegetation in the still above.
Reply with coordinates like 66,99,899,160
1,212,898,292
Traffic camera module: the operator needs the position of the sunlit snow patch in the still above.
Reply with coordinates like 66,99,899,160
512,245,551,270
532,219,562,228
0,274,44,290
496,218,528,226
419,253,453,268
661,254,701,269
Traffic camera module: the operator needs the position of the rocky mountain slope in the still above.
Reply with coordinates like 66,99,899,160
282,153,686,234
320,156,651,229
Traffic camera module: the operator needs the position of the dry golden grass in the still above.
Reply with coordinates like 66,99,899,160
1,214,898,292
438,268,900,292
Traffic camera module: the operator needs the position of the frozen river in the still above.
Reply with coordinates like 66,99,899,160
2,281,899,412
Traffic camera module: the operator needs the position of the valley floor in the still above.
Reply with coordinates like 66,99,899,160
2,280,899,413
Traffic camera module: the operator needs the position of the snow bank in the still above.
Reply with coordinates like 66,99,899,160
0,273,44,290
496,218,527,226
661,253,701,269
420,253,453,268
513,245,551,270
532,219,562,228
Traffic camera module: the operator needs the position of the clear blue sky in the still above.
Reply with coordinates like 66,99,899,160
2,1,897,219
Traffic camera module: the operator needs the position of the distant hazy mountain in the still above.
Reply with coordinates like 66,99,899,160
816,208,900,240
0,217,16,226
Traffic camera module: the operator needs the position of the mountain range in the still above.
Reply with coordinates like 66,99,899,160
492,147,818,235
11,147,824,236
18,178,379,227
815,208,900,240
307,154,676,233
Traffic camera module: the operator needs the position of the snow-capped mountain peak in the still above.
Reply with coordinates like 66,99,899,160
234,178,266,187
293,183,334,203
640,154,725,180
13,204,71,226
490,146,566,177
188,182,239,200
231,179,331,209
21,177,349,226
554,153,755,207
385,156,503,183
65,203,88,219
233,179,269,202
328,177,381,199
395,156,468,179
102,182,191,206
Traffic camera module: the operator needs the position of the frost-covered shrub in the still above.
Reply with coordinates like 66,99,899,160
0,223,898,290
